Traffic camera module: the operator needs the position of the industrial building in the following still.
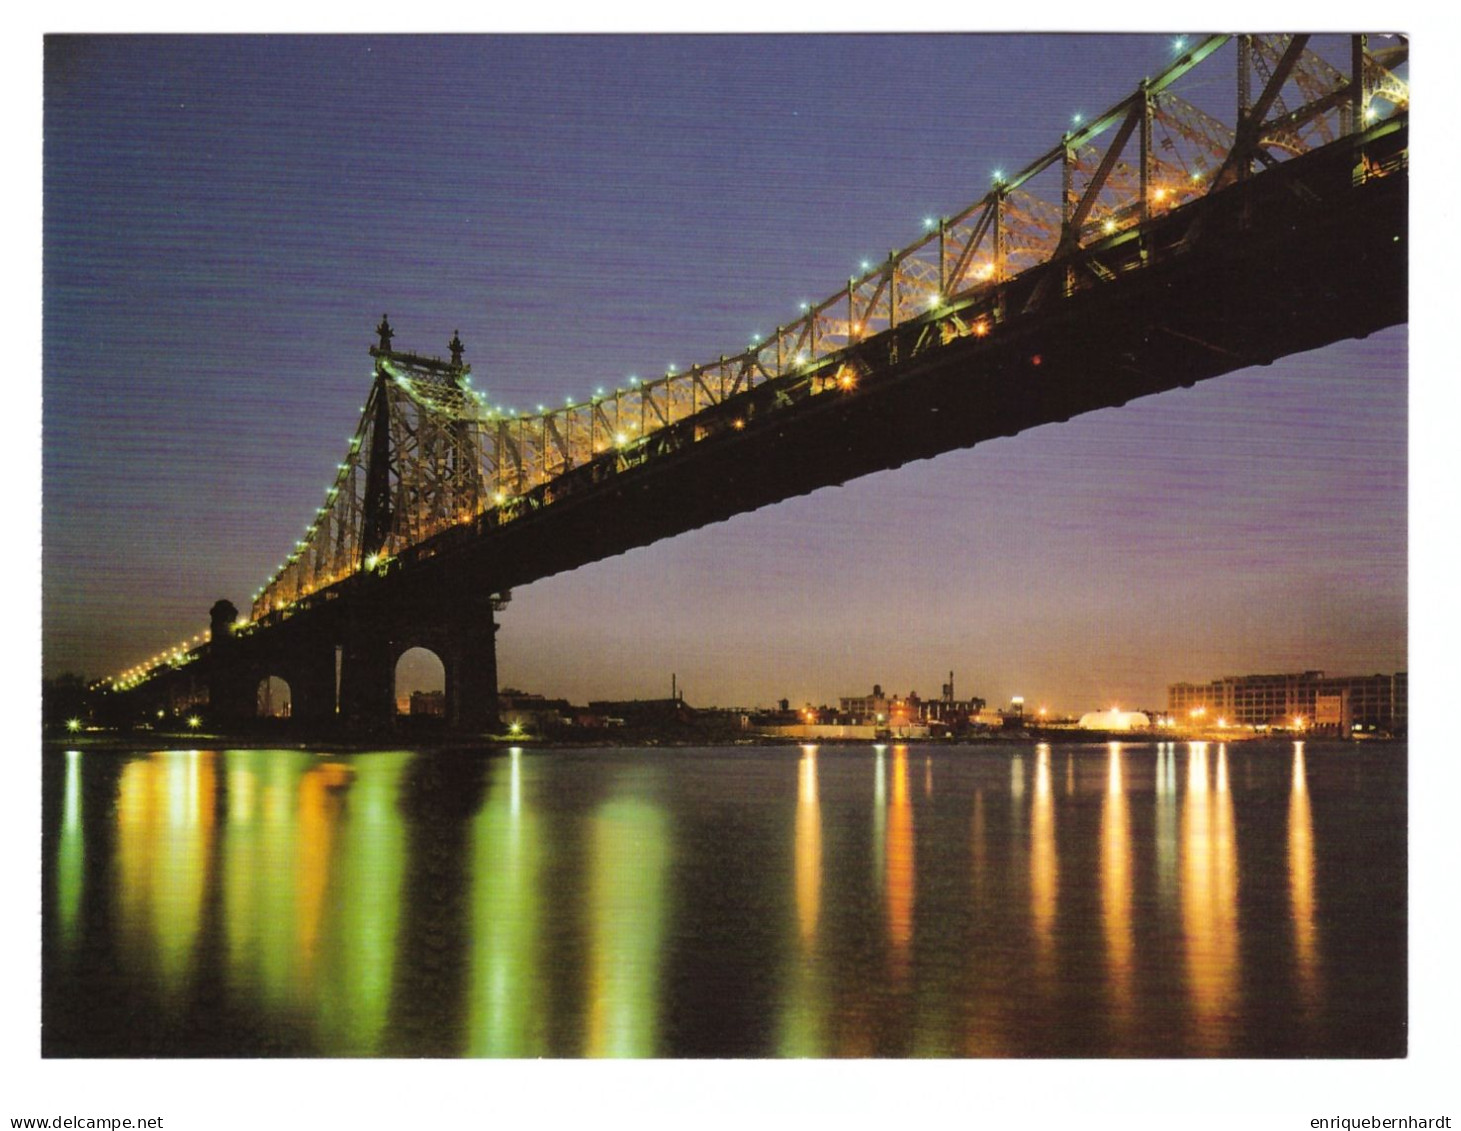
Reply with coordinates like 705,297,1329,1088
1167,670,1406,734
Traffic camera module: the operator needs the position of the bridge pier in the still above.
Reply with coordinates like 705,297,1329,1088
287,640,339,725
206,599,254,724
444,595,500,732
339,628,396,731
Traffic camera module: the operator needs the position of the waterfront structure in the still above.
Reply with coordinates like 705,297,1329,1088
96,36,1408,733
1167,670,1406,733
1077,708,1152,731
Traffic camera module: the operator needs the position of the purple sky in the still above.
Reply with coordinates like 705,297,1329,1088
41,33,1407,713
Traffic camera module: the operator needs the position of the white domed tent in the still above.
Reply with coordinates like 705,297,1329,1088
1077,709,1151,731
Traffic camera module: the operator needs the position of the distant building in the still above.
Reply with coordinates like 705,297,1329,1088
1167,670,1406,734
837,677,985,736
409,690,445,717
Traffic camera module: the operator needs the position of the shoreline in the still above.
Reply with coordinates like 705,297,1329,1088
41,727,1403,755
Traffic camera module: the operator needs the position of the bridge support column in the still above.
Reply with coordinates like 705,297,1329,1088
446,596,500,733
288,639,340,726
205,598,253,725
339,628,395,731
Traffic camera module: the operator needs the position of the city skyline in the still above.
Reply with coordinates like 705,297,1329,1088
42,33,1407,715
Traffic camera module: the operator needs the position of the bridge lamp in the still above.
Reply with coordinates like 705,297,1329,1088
187,716,202,730
66,718,81,733
1102,219,1117,235
1172,36,1186,53
1364,106,1378,123
1072,112,1083,126
614,433,628,446
860,260,871,272
795,352,808,365
364,553,380,570
973,321,990,337
799,302,810,311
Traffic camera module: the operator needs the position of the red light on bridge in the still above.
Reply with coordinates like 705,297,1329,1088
1030,354,1043,367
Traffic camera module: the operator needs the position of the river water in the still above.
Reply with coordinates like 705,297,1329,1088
40,740,1405,1058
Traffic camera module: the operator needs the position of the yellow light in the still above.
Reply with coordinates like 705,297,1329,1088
65,718,81,732
187,716,202,729
973,321,990,337
1103,219,1117,234
1217,717,1227,728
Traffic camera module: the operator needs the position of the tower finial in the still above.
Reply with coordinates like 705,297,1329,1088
449,329,464,368
376,314,394,352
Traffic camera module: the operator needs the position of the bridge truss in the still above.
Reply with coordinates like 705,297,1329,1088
217,34,1411,642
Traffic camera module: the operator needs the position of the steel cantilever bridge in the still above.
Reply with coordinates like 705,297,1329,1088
107,33,1409,731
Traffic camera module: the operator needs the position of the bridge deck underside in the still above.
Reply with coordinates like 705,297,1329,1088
414,133,1406,600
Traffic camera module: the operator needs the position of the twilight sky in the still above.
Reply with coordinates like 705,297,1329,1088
41,33,1408,713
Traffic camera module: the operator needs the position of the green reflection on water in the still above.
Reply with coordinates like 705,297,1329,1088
222,750,317,1015
468,748,546,1056
56,751,83,946
586,794,670,1057
314,751,411,1055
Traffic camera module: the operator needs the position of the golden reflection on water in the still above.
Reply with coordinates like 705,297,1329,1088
116,751,217,1006
1102,743,1134,1025
1030,745,1058,963
470,748,545,1056
886,746,915,975
795,747,822,950
779,747,828,1056
1181,742,1240,1053
586,796,669,1057
1289,742,1320,1011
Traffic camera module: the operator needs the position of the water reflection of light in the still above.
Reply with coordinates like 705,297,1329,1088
795,747,822,950
873,746,887,895
1289,742,1319,1010
887,746,915,974
223,751,304,1014
315,751,410,1054
470,746,544,1056
1030,745,1058,962
57,750,84,946
1102,743,1133,1023
1155,744,1178,913
115,751,217,1007
587,797,669,1057
779,748,828,1056
1181,742,1240,1053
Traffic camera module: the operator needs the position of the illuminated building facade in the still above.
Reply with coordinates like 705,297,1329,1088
1167,671,1406,734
